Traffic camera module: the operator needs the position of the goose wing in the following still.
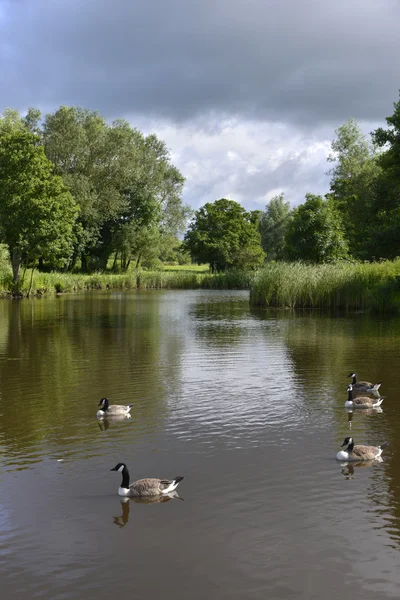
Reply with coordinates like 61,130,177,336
131,478,169,496
351,445,379,460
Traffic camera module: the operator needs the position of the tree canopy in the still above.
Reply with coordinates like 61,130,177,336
184,198,265,271
259,193,291,260
0,126,78,289
285,194,349,263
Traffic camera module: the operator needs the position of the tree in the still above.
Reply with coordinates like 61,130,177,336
370,92,400,258
328,118,381,258
42,107,187,271
184,198,265,271
284,194,348,263
0,127,78,291
259,193,291,260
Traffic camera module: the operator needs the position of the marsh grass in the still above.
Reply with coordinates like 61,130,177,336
0,266,253,297
250,261,400,311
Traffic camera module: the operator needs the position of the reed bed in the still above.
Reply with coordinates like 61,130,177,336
0,267,253,297
249,261,400,311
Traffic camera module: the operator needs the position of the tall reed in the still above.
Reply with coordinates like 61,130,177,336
249,261,400,311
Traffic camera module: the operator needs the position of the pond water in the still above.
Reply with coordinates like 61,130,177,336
1,290,400,600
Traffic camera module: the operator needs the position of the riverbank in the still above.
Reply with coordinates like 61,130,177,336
0,267,254,298
1,260,400,313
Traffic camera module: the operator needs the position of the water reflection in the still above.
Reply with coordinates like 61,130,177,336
340,459,381,479
112,493,183,528
97,415,132,431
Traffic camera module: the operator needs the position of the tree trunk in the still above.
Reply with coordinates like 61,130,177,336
81,253,87,272
11,249,22,295
112,250,119,272
135,253,142,269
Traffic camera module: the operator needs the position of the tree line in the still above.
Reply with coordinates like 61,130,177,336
0,106,191,290
2,92,400,286
184,91,400,270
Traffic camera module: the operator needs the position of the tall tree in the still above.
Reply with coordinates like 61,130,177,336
42,107,187,270
328,118,381,258
259,193,291,260
370,92,400,258
0,127,78,291
285,194,348,263
184,198,265,271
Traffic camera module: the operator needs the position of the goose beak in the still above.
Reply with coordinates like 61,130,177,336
341,441,347,447
110,466,117,471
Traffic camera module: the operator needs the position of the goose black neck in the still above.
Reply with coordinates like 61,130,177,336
101,398,109,411
347,441,354,451
121,466,130,489
348,388,353,401
351,375,357,384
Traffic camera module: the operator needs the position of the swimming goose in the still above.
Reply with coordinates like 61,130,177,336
97,398,133,418
348,373,382,395
336,437,389,461
110,463,184,497
345,384,384,409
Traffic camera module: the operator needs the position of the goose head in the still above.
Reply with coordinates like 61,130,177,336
348,372,356,378
110,463,127,473
341,436,353,448
98,398,109,410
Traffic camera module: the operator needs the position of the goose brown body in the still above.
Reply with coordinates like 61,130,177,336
110,463,184,497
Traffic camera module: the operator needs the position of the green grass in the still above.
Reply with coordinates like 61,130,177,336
249,261,400,312
0,265,253,297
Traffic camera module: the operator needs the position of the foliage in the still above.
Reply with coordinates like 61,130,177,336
0,124,78,289
284,194,349,263
371,92,400,258
184,198,265,271
259,193,291,260
42,106,188,270
328,118,381,258
250,260,400,311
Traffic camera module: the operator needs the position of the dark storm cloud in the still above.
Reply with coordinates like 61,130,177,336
1,0,400,125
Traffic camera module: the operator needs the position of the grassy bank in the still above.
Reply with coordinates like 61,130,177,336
249,261,400,311
0,266,254,298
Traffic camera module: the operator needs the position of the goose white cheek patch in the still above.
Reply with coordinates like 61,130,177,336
118,465,125,473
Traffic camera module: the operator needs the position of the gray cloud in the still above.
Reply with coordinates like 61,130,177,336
0,0,398,211
1,0,400,126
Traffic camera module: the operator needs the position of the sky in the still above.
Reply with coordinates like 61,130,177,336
1,0,400,211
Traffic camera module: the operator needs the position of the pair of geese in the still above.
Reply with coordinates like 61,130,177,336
96,397,184,498
337,373,388,462
96,372,388,496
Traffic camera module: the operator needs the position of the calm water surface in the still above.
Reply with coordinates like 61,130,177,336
1,290,400,599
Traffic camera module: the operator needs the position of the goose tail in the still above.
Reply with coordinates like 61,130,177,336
373,382,382,391
374,396,385,407
379,441,389,450
162,476,184,494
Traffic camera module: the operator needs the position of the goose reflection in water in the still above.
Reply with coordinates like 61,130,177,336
345,406,383,429
112,492,183,527
98,415,132,432
340,459,382,479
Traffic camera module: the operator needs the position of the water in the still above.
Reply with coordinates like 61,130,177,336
1,290,400,599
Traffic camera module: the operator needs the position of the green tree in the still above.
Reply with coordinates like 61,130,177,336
184,198,265,271
371,92,400,258
285,194,348,263
43,107,187,271
259,193,291,260
328,118,381,258
0,127,78,291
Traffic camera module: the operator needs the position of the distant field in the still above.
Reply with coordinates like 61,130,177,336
162,264,210,274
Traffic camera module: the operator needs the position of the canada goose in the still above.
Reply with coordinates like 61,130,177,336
348,373,382,395
345,384,384,409
97,398,133,418
336,437,389,461
110,463,184,497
